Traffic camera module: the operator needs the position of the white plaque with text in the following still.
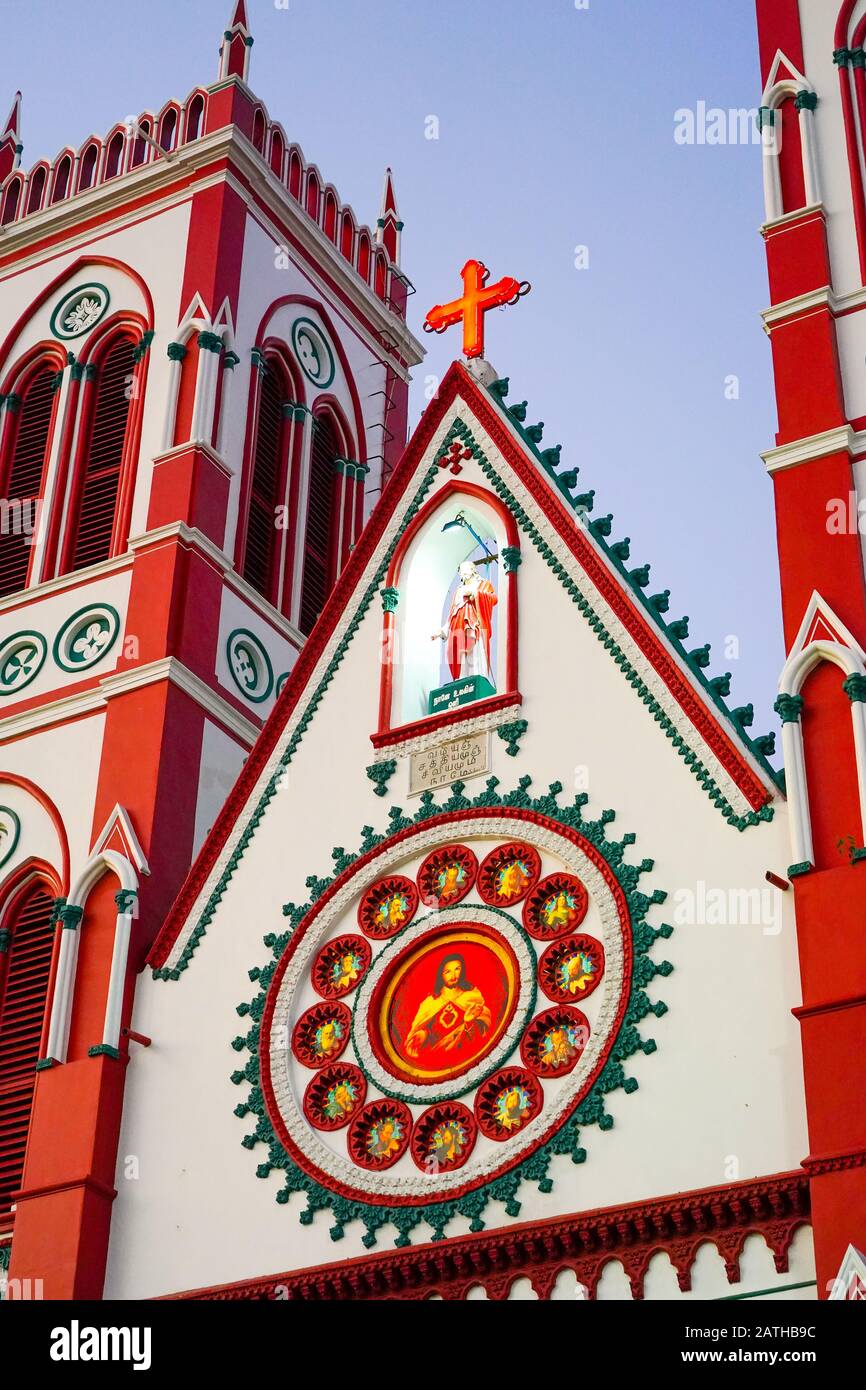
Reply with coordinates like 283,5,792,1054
409,733,490,795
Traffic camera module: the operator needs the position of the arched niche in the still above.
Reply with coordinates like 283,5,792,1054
381,482,519,730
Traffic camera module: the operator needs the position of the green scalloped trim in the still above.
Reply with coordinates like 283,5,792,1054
482,383,783,792
157,414,772,982
229,775,672,1248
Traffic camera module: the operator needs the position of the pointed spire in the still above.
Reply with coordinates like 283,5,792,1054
218,1,252,84
376,166,403,264
0,91,22,184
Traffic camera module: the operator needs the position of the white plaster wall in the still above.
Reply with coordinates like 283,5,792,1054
192,719,247,858
215,586,298,716
105,414,806,1301
0,570,131,704
0,712,106,890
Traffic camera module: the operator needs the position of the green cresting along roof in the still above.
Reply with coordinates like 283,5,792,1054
482,375,784,794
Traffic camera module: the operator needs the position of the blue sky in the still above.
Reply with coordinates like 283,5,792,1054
5,0,784,740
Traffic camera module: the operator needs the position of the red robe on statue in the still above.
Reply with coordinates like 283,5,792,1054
445,574,497,682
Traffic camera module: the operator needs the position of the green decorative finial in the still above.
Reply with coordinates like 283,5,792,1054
366,760,397,797
667,615,690,641
508,400,528,423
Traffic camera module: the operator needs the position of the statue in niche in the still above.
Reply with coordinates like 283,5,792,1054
432,559,497,685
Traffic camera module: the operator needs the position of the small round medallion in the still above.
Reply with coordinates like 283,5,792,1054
520,1005,590,1077
474,1067,543,1141
417,843,478,908
410,1102,477,1173
291,1000,352,1069
347,1099,412,1171
311,934,372,999
303,1063,367,1131
477,841,541,908
357,875,419,939
537,934,605,1004
522,872,589,940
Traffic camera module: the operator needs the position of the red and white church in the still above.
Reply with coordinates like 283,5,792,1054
0,1,864,1303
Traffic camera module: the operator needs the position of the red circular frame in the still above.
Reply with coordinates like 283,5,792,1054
475,1067,544,1142
520,1004,591,1077
417,843,478,908
409,1102,477,1173
347,1099,413,1171
365,920,521,1088
291,1000,352,1070
260,807,632,1207
303,1063,367,1131
476,840,541,908
522,872,589,940
312,934,372,999
537,934,605,1005
356,874,419,939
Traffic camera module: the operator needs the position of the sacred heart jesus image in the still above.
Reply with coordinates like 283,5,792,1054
375,929,520,1084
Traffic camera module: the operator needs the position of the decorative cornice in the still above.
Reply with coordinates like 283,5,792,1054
761,424,853,474
171,1169,809,1302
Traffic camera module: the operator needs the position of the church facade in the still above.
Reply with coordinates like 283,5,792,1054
0,0,864,1302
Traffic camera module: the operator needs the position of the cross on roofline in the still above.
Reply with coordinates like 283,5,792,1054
424,259,530,360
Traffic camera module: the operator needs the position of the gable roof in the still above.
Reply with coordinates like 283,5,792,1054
150,360,780,978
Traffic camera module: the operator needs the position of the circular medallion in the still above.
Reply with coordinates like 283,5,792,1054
417,843,478,908
475,1067,543,1142
347,1099,412,1171
538,934,605,1004
303,1063,367,1131
521,1005,590,1077
291,1000,352,1069
53,604,121,673
226,628,274,704
410,1102,477,1173
477,841,540,907
0,631,47,697
311,934,371,999
357,875,419,939
523,872,589,939
368,924,520,1088
50,283,110,340
0,807,21,870
291,317,335,389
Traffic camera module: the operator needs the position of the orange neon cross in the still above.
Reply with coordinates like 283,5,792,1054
424,259,530,359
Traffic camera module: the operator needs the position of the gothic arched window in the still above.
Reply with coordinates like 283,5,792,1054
0,364,56,597
299,413,339,636
185,95,205,144
25,166,46,214
104,132,124,179
242,361,290,602
62,337,137,573
0,882,56,1227
77,144,99,192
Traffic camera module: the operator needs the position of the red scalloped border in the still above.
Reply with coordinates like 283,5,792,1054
417,843,478,908
311,934,372,999
356,875,419,939
476,840,541,908
347,1099,413,1171
474,1067,544,1142
409,1102,477,1173
302,1063,367,1131
520,1005,591,1077
537,934,605,1005
523,872,589,940
291,1000,352,1070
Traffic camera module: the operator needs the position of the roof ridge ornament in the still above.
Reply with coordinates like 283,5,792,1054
424,259,530,360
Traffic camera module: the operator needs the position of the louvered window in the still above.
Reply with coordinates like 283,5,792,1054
0,367,54,598
299,416,338,636
242,367,285,600
0,887,54,1228
67,340,135,572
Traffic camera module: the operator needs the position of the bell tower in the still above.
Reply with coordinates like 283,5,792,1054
755,0,866,1296
0,0,423,1298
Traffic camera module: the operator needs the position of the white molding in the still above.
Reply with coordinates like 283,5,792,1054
90,803,150,874
0,655,259,746
829,1244,866,1300
374,701,523,763
761,425,854,474
0,551,132,616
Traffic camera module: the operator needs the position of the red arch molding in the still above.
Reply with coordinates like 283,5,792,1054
0,774,70,891
378,477,520,733
257,805,634,1209
0,254,155,384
